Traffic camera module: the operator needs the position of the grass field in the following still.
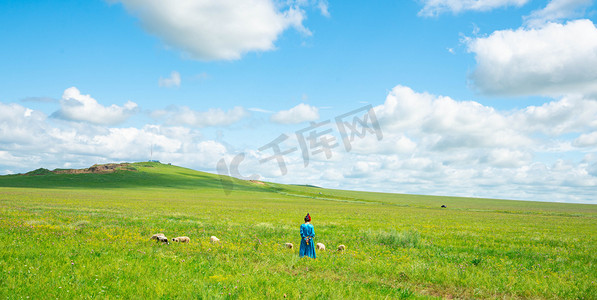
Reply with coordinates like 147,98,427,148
0,162,595,299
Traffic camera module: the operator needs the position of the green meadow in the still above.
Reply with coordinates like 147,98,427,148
0,162,595,299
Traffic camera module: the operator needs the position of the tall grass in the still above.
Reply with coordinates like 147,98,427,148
365,229,421,249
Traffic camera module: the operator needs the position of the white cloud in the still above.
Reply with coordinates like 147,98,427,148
0,102,48,146
348,134,417,155
318,0,330,17
467,19,597,96
481,148,532,168
524,0,593,28
347,85,596,202
374,85,532,150
294,0,329,17
514,94,597,135
159,71,181,88
418,0,529,17
114,0,309,60
52,87,138,125
574,131,597,147
155,106,249,128
0,102,228,174
374,86,597,150
345,161,381,178
271,103,319,124
247,107,274,113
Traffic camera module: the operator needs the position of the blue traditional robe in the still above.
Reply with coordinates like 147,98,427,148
299,223,316,258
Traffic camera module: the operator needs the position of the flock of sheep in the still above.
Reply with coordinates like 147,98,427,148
150,233,218,245
151,233,345,251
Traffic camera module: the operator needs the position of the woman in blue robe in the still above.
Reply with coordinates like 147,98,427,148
299,213,316,258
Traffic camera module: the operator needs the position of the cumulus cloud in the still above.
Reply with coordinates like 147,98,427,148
0,102,49,146
0,102,228,174
481,149,532,168
348,134,417,155
418,0,529,17
345,161,381,178
367,85,596,177
467,19,597,96
351,85,594,202
375,86,597,148
159,71,181,88
154,106,249,128
524,0,593,28
374,85,532,151
514,94,597,135
247,107,274,113
52,87,138,125
573,131,597,147
271,103,319,124
113,0,309,60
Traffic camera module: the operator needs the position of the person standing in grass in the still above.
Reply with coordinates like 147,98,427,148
299,213,316,259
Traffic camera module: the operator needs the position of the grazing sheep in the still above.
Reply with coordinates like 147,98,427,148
172,236,190,243
210,236,220,243
156,235,169,244
284,243,293,249
150,233,165,240
316,243,326,251
337,244,346,251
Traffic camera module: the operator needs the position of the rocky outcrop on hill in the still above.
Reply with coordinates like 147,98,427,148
52,163,137,174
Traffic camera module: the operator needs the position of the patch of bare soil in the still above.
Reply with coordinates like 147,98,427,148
249,180,265,185
53,163,136,174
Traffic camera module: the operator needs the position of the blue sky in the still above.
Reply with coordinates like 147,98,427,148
1,0,596,203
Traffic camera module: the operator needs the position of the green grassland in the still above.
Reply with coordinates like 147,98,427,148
0,162,595,299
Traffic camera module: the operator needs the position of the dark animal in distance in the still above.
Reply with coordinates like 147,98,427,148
156,235,169,244
150,233,165,240
441,205,447,208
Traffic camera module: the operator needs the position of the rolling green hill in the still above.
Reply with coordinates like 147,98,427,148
0,162,254,191
1,162,595,298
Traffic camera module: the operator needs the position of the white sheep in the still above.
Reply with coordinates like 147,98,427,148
210,236,220,243
150,233,165,240
284,243,293,249
172,236,190,243
316,243,326,251
337,244,346,251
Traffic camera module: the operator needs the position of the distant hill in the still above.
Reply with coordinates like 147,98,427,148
0,161,262,191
